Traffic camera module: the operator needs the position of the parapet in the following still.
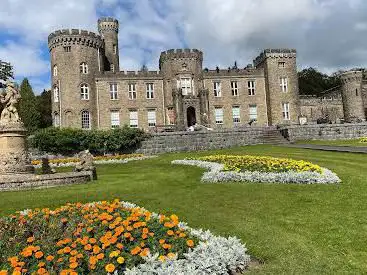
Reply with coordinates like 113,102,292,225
339,70,363,83
48,29,103,50
160,49,203,63
203,66,264,77
98,17,119,33
96,70,163,80
253,49,297,67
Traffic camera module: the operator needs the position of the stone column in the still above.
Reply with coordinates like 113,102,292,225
172,89,184,130
0,123,34,174
199,89,209,126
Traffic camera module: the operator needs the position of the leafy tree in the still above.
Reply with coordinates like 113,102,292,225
298,67,341,96
18,78,41,132
0,61,13,88
36,89,52,128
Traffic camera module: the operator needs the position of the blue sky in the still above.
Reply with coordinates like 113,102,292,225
1,0,367,94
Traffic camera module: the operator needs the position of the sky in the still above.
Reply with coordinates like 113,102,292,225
1,0,367,93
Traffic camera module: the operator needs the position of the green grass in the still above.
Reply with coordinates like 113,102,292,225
296,139,367,147
1,145,367,274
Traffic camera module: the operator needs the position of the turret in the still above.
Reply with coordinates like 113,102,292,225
98,17,119,72
254,49,300,125
340,70,366,122
48,29,103,129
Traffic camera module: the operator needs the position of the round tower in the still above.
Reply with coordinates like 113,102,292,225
340,70,366,122
98,17,119,72
48,29,103,129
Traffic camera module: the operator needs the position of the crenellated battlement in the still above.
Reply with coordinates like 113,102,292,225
340,70,363,83
48,29,103,50
203,67,264,78
253,49,297,67
96,70,163,80
98,17,119,33
159,49,203,62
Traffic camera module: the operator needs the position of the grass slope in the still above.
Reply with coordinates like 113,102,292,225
0,145,366,274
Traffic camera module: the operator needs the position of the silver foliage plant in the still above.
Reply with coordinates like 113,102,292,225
171,159,341,184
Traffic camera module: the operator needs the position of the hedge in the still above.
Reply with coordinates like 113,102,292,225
29,126,150,156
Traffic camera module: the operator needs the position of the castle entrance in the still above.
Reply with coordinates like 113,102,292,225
187,106,196,127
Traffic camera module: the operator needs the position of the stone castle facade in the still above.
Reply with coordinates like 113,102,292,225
48,17,366,131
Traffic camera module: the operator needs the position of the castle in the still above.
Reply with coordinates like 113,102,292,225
48,17,366,131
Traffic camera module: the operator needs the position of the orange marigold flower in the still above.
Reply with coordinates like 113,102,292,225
89,256,98,265
117,256,125,264
89,238,97,244
69,256,77,263
63,246,71,253
130,246,141,255
142,228,149,234
142,234,148,239
167,252,176,259
12,271,21,275
159,239,165,244
84,244,92,251
27,236,35,243
96,253,105,260
0,270,8,275
186,239,194,247
167,230,174,236
105,264,115,273
61,218,68,223
46,255,54,261
93,245,101,254
116,243,124,250
69,262,78,269
124,232,132,238
35,251,44,259
179,232,186,238
162,243,172,250
77,253,83,259
37,268,48,275
38,262,46,267
70,250,78,256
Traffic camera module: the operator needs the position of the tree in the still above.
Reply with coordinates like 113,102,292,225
36,89,52,128
18,78,41,133
0,61,13,88
298,67,341,96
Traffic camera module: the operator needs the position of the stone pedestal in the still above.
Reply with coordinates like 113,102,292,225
0,123,34,174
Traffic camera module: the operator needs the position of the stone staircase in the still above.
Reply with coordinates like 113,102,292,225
260,129,290,144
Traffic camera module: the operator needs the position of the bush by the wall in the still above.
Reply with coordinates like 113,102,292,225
29,126,150,156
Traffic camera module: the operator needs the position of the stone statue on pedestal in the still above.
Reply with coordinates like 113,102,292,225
0,81,22,125
74,150,97,180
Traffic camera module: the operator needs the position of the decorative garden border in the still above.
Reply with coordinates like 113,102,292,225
172,159,341,184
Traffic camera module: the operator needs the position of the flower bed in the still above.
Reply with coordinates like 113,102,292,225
0,200,250,274
172,155,341,184
359,137,367,143
31,154,154,168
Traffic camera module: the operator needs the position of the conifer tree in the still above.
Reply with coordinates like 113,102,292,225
36,89,52,128
18,78,41,132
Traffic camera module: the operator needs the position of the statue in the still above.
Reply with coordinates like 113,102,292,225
41,157,55,174
0,81,22,125
74,150,97,180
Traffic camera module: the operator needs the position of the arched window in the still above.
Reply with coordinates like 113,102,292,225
53,86,59,103
80,62,88,74
81,110,91,129
80,84,89,100
53,112,60,127
53,65,57,76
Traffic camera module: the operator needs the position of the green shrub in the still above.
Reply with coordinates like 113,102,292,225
29,126,149,156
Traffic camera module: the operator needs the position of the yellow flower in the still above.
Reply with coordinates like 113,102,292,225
117,256,125,264
105,264,115,273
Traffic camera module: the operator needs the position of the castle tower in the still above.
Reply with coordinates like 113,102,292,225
340,70,366,122
48,29,103,129
98,17,119,72
254,49,300,125
159,49,205,129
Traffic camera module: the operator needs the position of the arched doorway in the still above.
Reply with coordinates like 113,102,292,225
187,106,196,127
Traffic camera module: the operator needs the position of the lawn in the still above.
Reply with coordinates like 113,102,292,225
1,145,367,274
296,138,367,147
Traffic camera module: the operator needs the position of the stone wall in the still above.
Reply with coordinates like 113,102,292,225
135,126,278,154
280,123,367,142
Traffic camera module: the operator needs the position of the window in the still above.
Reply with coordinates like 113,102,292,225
146,83,154,99
282,103,290,120
53,86,59,103
128,83,137,100
110,111,120,128
249,105,257,120
248,80,255,96
147,109,156,127
231,81,238,96
109,83,118,100
53,113,60,127
278,62,285,68
214,82,221,97
232,106,240,123
129,110,138,128
80,84,89,100
180,78,192,95
81,110,91,129
64,46,71,52
214,107,223,124
53,65,57,77
80,62,88,74
113,44,117,54
110,64,115,72
280,77,288,93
